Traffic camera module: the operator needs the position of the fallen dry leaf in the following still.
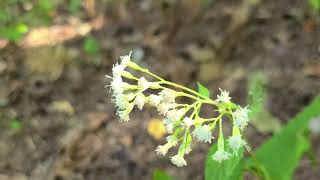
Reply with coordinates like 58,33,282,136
50,100,75,115
147,118,166,140
20,16,104,48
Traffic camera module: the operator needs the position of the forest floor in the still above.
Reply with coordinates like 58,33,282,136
0,0,320,179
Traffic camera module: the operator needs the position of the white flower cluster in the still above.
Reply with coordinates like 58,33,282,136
106,52,250,167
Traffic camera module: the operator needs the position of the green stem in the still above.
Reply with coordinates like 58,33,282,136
160,81,211,101
133,64,218,105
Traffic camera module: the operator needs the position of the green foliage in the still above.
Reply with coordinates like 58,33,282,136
0,0,62,41
247,73,281,133
28,0,56,25
10,118,22,130
309,0,320,12
0,10,9,22
248,73,266,117
69,0,82,14
205,144,244,180
250,96,320,180
152,169,174,180
83,36,100,55
197,82,210,98
201,0,215,9
0,23,28,41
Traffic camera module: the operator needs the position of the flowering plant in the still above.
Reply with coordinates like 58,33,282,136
106,52,250,167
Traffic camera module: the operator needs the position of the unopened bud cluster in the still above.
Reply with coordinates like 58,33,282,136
106,52,250,167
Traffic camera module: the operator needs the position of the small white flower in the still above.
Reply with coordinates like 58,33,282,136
156,145,169,156
192,124,213,143
134,94,146,110
166,135,178,145
112,63,125,77
159,90,176,103
117,108,129,122
157,103,175,115
118,110,130,122
166,109,177,121
176,108,187,118
120,51,132,67
117,103,134,122
170,154,187,167
167,108,186,121
233,106,250,130
110,76,125,95
212,150,231,162
149,94,161,106
163,118,175,133
155,136,178,155
228,135,245,153
113,94,130,110
183,117,194,128
216,88,231,103
138,77,151,91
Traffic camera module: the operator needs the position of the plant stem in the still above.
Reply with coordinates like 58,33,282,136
136,66,215,101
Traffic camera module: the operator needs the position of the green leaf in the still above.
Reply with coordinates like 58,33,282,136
83,36,100,55
201,0,215,9
309,0,320,12
0,10,9,22
38,0,54,12
197,82,210,98
69,0,82,14
251,96,320,180
10,118,22,130
248,73,266,117
152,169,174,180
0,23,28,41
247,73,281,133
251,110,281,133
205,144,244,180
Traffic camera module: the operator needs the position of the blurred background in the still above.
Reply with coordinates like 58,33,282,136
0,0,320,179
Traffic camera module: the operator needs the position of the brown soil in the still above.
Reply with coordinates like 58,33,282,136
0,0,320,180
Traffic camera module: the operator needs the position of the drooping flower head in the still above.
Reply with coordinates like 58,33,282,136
149,94,161,106
138,77,152,91
212,149,231,162
170,153,187,167
134,93,146,110
183,117,194,128
119,51,132,67
216,88,231,103
156,135,178,156
192,124,213,143
228,135,246,154
159,89,176,104
232,106,250,130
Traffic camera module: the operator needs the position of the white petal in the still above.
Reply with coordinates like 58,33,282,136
212,150,231,162
192,125,213,143
170,154,187,167
216,88,231,103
